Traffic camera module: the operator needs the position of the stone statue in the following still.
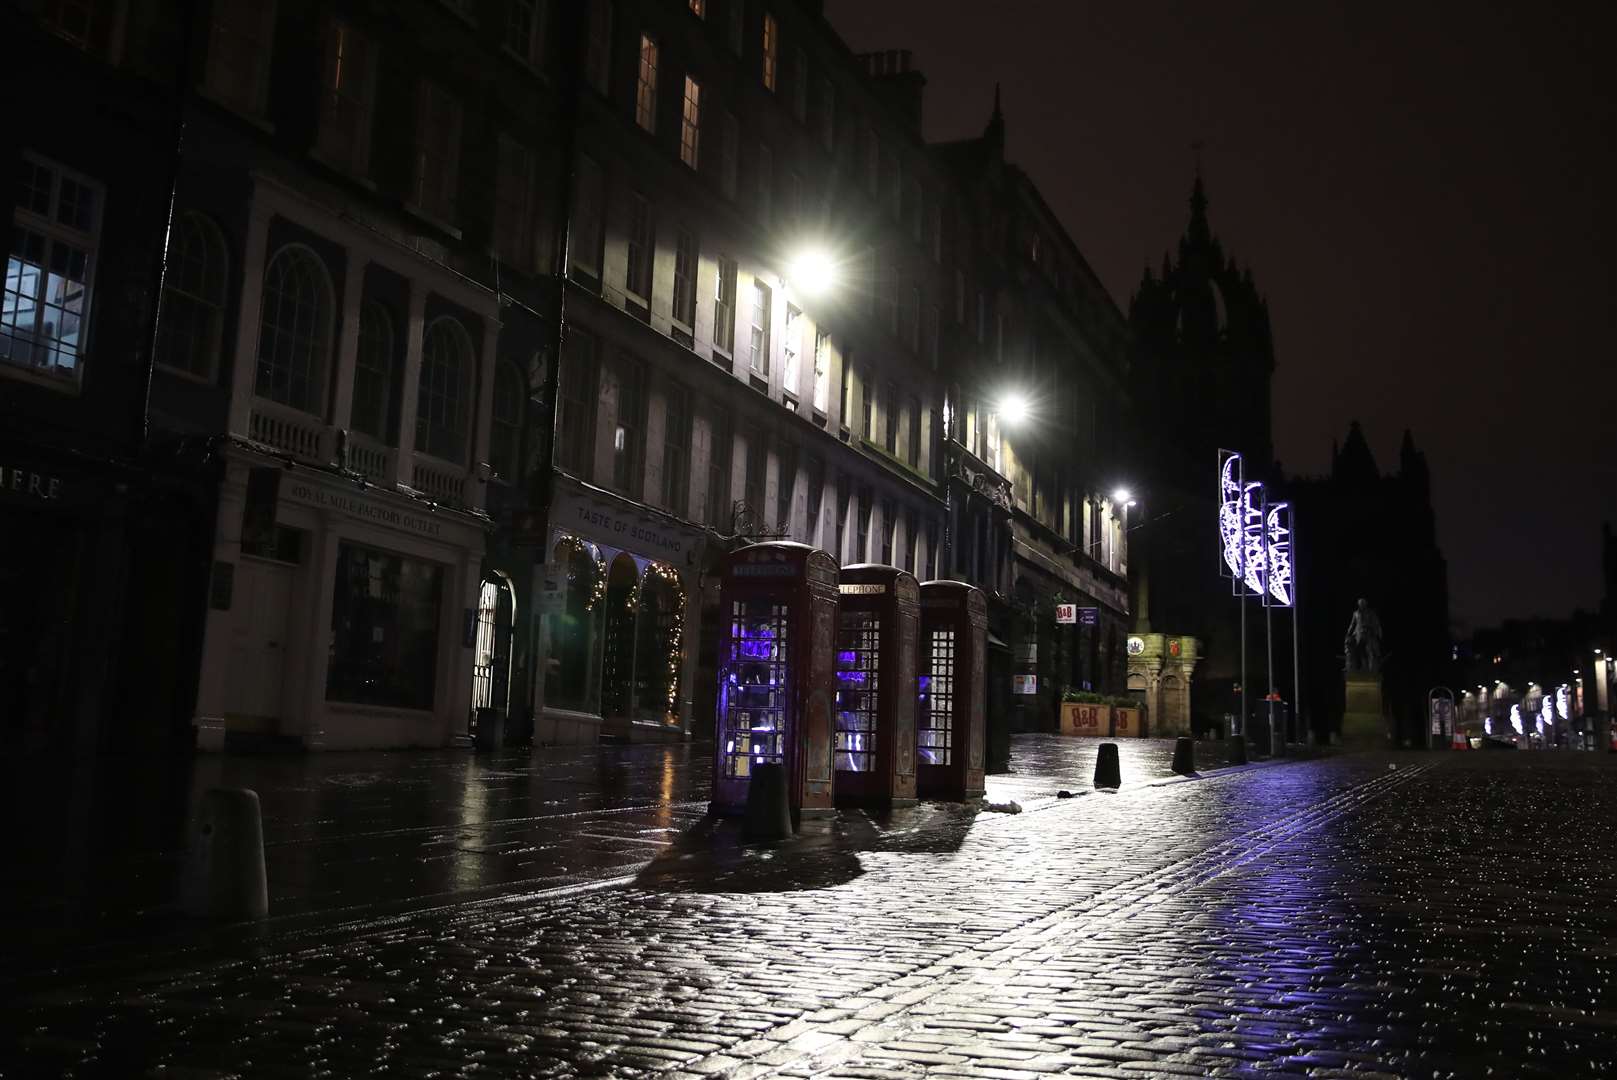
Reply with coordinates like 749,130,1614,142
1343,598,1384,674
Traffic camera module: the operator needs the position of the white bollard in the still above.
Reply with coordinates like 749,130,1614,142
182,787,268,920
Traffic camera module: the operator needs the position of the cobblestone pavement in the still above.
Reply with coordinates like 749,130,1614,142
4,735,1234,952
5,751,1614,1078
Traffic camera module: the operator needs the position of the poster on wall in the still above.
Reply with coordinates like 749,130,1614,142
1011,675,1038,695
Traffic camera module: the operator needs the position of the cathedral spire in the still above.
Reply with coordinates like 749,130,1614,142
983,82,1005,156
1188,170,1211,248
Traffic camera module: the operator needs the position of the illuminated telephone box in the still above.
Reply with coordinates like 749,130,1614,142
711,542,839,820
916,580,988,800
834,564,920,807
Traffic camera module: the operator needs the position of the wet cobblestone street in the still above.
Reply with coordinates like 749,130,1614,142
4,747,1614,1078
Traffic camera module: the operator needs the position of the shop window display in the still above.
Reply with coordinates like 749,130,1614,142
327,541,443,709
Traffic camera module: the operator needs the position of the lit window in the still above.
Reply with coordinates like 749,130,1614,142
672,228,697,328
625,193,654,299
315,19,377,177
713,256,737,355
748,279,771,376
811,326,829,412
413,82,463,222
155,211,228,381
782,304,802,399
585,0,612,94
254,245,333,414
417,316,473,464
495,134,538,269
351,301,395,441
635,33,659,132
612,359,643,494
490,362,523,483
680,75,701,169
507,0,548,66
205,0,277,117
760,11,777,91
2,155,100,381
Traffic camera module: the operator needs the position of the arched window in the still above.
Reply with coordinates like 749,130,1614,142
156,211,229,379
351,300,395,440
416,315,472,464
489,361,523,482
255,244,333,413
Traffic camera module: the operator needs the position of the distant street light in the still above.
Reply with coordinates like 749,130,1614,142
787,248,837,296
1112,487,1136,507
997,391,1030,426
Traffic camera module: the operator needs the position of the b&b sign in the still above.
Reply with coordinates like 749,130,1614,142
1055,603,1077,625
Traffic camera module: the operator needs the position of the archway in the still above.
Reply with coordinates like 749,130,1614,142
600,553,641,721
470,573,516,733
635,564,686,724
546,537,602,712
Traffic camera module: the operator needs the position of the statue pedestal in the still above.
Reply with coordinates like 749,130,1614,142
1342,672,1387,750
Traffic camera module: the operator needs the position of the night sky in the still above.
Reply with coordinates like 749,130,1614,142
826,0,1615,631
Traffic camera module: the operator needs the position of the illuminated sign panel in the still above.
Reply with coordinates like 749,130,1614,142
1265,501,1293,608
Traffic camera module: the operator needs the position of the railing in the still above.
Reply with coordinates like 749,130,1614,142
248,400,324,461
347,432,394,483
411,456,468,506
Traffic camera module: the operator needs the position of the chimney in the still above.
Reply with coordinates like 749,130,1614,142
858,49,926,135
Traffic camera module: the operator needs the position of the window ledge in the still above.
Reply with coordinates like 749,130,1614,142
154,361,217,387
402,201,464,241
309,147,378,191
0,361,82,395
195,85,276,134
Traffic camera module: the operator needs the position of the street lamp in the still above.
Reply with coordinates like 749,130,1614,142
996,390,1030,426
1111,487,1136,508
786,248,837,297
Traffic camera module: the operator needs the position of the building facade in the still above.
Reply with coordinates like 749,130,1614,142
6,0,1144,758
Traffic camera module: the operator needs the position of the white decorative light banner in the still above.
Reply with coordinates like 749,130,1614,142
1265,501,1293,608
1241,481,1267,598
1218,449,1243,582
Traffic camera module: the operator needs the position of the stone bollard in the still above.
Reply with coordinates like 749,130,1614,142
742,762,794,841
182,788,268,921
1171,735,1196,776
1228,733,1249,766
1093,743,1121,789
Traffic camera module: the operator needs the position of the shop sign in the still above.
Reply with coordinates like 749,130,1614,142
1126,636,1145,656
1079,606,1099,626
0,462,64,502
285,481,444,539
1055,603,1077,624
537,562,567,614
554,491,690,557
1012,674,1038,695
1064,703,1106,734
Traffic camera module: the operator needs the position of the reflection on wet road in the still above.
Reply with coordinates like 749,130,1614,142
6,746,1613,1077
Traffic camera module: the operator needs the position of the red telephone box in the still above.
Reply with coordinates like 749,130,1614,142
711,542,839,820
917,580,987,800
834,564,920,806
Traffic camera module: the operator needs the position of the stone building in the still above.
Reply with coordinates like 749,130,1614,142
4,0,1141,759
1126,175,1277,733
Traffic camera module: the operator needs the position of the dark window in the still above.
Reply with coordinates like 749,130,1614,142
612,357,644,494
663,383,690,514
327,542,444,709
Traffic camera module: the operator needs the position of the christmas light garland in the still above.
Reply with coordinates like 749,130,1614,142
555,534,606,611
645,561,686,721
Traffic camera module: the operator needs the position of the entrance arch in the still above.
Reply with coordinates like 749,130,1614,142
470,573,515,733
601,553,641,720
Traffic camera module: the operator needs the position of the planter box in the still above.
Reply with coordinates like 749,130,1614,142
1060,702,1110,737
1113,706,1145,738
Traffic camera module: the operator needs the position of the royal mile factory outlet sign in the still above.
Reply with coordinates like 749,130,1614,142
554,489,694,559
285,480,445,539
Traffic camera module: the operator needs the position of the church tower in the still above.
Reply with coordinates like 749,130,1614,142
1129,175,1276,488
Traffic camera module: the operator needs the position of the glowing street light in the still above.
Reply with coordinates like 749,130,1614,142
1111,487,1136,507
996,391,1030,426
787,248,837,297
